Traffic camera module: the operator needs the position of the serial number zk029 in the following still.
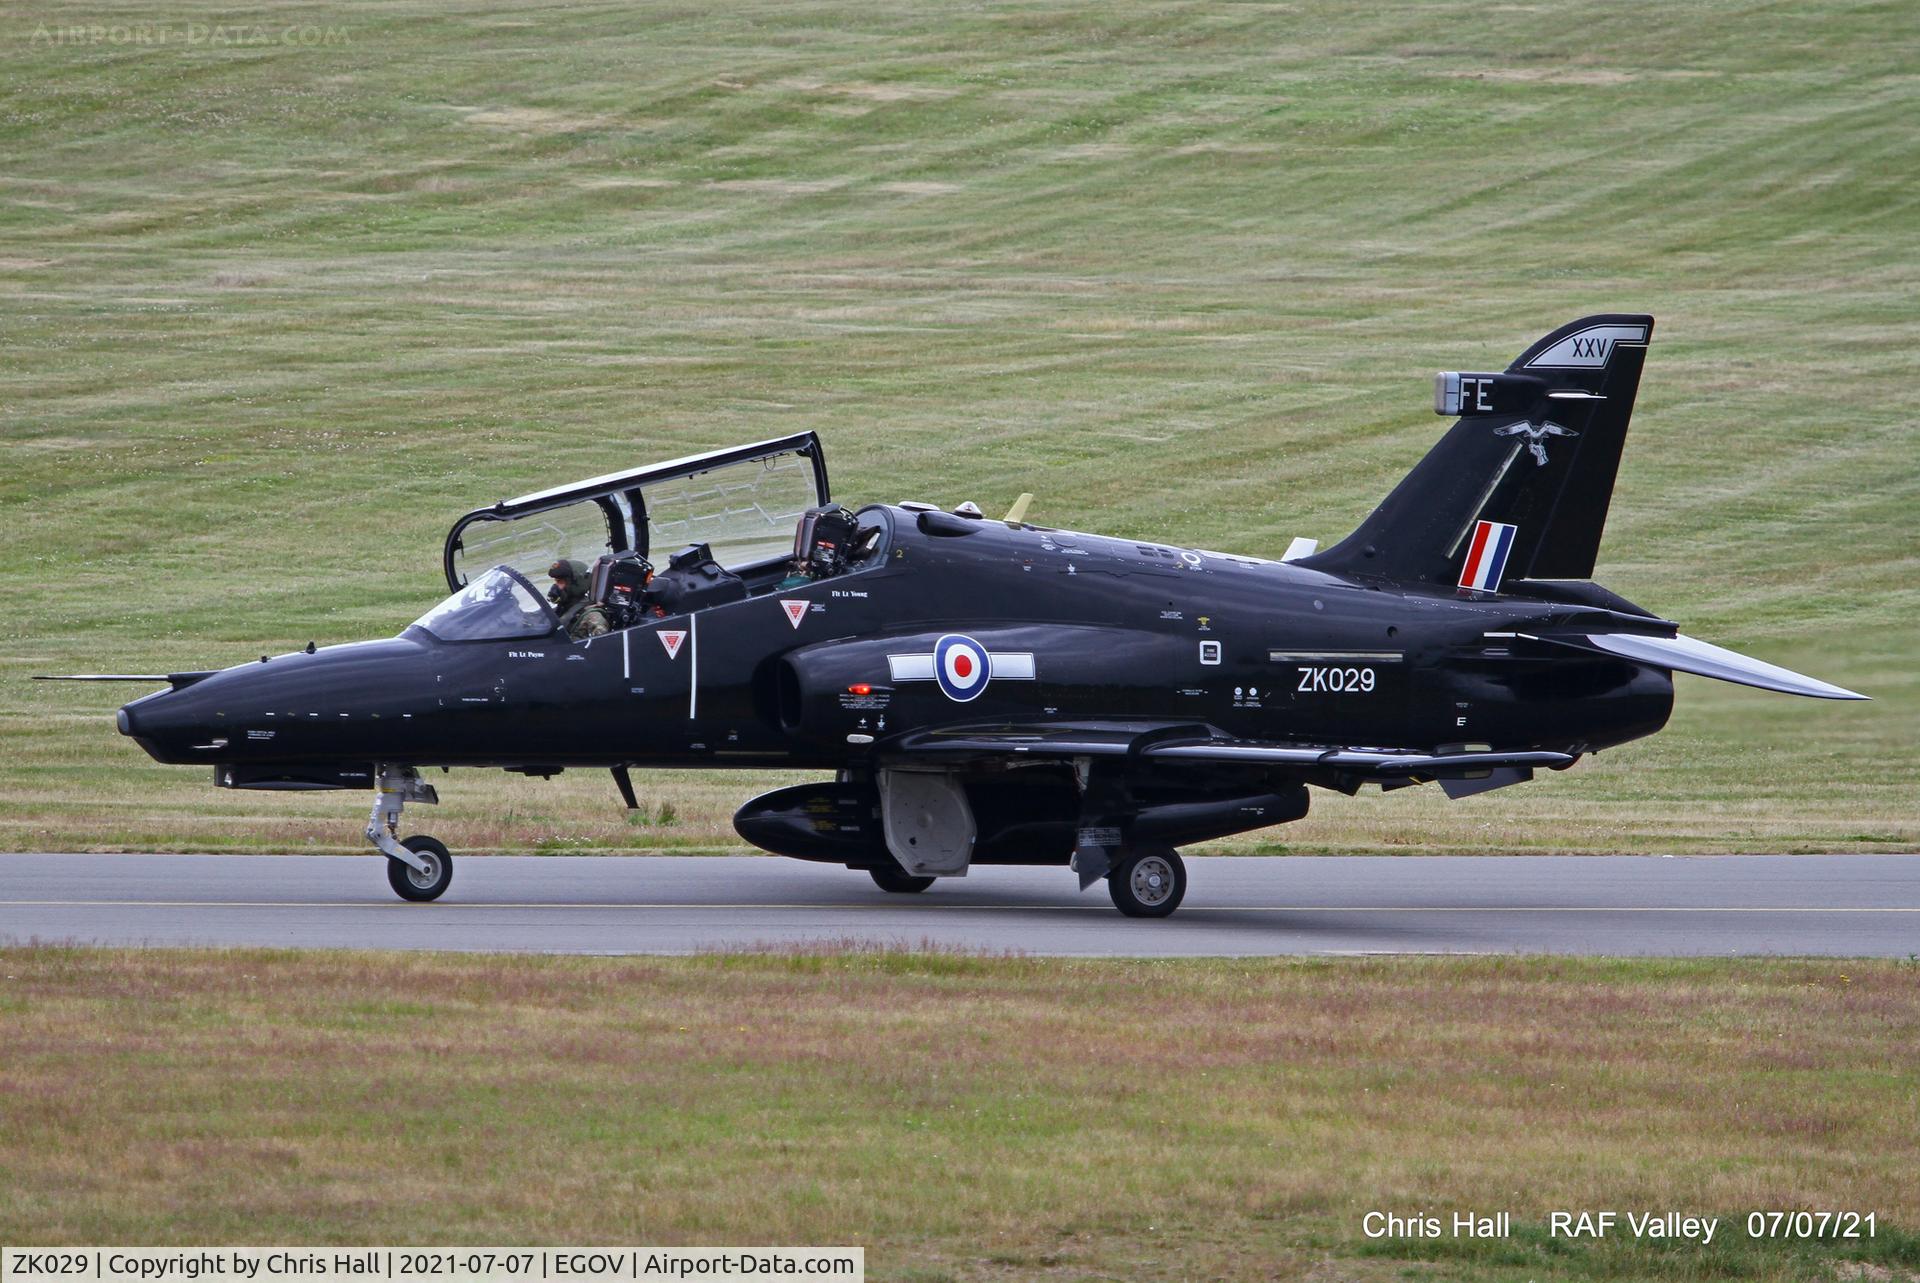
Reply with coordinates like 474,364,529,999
1297,666,1377,693
8,1256,92,1275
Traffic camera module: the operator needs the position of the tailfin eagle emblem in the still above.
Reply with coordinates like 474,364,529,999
1493,419,1579,466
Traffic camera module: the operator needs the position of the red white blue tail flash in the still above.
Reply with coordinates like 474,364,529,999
1459,520,1517,593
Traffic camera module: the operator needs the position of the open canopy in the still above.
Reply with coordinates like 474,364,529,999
443,433,830,591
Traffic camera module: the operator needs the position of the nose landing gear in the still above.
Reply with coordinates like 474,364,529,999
365,765,453,902
387,834,454,902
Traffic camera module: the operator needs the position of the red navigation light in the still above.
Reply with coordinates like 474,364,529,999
848,684,872,696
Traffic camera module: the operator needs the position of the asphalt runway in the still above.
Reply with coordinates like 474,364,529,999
1,852,1916,956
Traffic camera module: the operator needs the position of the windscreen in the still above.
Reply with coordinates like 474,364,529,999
449,500,617,591
411,566,556,641
644,450,817,569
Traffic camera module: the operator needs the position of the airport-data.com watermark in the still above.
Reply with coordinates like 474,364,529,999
27,21,351,49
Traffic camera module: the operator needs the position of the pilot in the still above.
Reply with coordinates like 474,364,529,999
546,558,592,634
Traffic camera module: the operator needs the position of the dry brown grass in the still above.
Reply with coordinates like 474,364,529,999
1,949,1916,1280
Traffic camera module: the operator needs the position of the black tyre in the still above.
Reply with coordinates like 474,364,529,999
386,835,454,902
869,865,937,894
1108,847,1185,918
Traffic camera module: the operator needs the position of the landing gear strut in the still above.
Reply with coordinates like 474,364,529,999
1108,846,1186,918
365,765,452,902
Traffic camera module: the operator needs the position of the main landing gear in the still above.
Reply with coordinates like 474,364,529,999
869,862,937,894
366,765,453,902
1107,846,1186,918
858,847,1189,915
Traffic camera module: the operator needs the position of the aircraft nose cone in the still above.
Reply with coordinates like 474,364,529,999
115,686,211,763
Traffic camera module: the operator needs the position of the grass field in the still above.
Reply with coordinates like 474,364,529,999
2,947,1917,1281
3,0,1916,857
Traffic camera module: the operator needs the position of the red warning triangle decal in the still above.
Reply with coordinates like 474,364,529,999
657,630,686,660
780,599,809,629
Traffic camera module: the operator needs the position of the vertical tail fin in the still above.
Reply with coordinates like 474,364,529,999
1299,314,1653,590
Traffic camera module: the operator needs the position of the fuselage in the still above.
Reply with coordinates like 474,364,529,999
119,504,1673,776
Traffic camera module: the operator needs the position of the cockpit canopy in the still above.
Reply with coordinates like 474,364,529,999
443,433,830,592
412,566,556,641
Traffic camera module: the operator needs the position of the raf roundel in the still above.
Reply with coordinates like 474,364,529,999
933,634,992,702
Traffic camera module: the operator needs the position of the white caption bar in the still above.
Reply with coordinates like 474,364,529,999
3,1249,862,1283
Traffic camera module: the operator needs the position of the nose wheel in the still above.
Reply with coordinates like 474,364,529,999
387,835,454,902
365,765,450,902
1108,846,1186,918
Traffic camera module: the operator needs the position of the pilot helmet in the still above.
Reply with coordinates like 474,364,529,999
546,558,588,605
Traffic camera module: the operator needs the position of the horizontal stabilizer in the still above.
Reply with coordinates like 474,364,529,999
1541,633,1866,700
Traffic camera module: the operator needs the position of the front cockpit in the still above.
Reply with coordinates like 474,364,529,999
410,566,557,642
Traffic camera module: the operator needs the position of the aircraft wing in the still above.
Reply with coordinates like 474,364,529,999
1140,743,1575,775
882,723,1173,759
883,723,1573,776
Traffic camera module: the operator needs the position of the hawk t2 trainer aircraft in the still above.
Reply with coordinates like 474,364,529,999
82,315,1866,916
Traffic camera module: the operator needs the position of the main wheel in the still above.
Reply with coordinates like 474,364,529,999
386,835,454,902
869,865,937,894
1108,847,1185,918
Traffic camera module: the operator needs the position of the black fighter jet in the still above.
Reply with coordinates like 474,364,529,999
76,315,1866,916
